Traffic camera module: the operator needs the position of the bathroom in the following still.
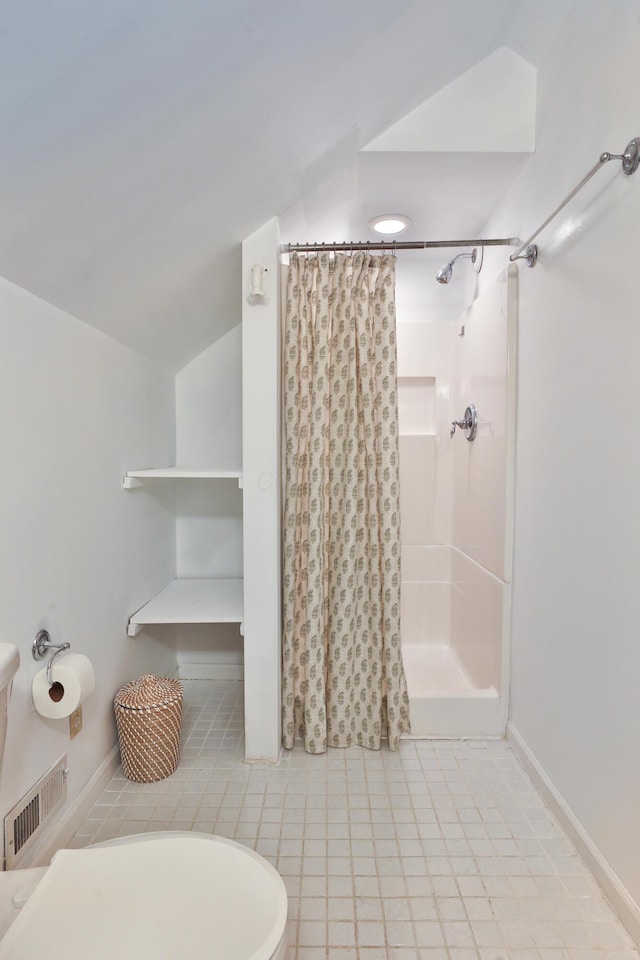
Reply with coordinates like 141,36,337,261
1,0,640,955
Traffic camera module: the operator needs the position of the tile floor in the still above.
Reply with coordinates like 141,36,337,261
72,681,639,960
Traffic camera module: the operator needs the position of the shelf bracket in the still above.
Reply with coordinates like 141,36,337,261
127,621,143,637
123,476,173,489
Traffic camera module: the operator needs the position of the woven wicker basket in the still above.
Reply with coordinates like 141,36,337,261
114,675,183,783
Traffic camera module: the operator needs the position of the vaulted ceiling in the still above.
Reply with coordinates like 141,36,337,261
0,1,576,370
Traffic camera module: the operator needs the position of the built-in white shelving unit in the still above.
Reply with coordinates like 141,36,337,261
128,578,243,637
124,467,244,635
123,467,243,488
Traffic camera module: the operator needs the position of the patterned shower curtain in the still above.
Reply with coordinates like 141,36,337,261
282,251,410,753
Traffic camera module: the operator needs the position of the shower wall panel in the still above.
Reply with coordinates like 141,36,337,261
396,267,459,550
450,548,504,691
399,434,437,546
401,545,451,647
451,268,517,582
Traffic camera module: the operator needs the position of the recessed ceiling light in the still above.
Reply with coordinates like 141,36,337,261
369,214,411,236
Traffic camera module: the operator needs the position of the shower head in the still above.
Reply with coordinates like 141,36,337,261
435,247,482,284
436,261,454,284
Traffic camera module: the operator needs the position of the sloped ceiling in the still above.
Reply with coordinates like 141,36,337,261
0,0,576,370
363,46,536,154
280,47,538,253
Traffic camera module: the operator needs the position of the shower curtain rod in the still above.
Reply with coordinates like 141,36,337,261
281,238,519,254
284,136,640,266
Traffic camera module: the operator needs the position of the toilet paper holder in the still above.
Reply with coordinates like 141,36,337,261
32,630,70,687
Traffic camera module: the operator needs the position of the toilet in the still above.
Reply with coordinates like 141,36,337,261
0,645,288,959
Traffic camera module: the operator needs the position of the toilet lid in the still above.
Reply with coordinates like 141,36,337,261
0,833,288,960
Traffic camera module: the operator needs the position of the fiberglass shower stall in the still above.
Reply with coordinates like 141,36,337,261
396,262,516,738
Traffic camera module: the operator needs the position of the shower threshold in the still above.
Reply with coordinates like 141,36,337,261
401,643,502,739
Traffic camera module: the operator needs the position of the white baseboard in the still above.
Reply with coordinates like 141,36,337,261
17,744,121,869
244,749,282,765
507,722,640,946
178,663,243,681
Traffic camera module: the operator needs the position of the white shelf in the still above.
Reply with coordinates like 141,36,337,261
128,578,243,636
123,467,243,489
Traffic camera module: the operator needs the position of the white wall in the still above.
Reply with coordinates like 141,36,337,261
242,219,281,761
481,0,640,928
174,327,244,679
175,326,243,472
0,276,176,850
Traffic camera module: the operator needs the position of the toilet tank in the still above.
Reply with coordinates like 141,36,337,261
0,646,20,771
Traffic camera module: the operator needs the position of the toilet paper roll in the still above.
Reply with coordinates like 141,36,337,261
32,653,96,720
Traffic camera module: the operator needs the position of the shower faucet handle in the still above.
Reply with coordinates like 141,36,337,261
450,404,478,441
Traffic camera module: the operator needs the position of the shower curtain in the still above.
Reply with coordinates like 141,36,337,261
282,251,410,753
